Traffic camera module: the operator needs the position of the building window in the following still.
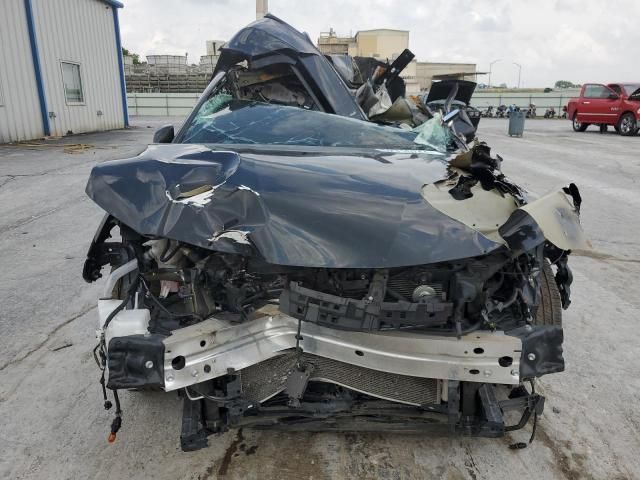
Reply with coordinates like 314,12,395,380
61,62,84,104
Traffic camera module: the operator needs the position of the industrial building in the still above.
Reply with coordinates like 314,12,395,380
0,0,128,143
318,28,479,94
199,40,226,74
146,55,188,74
125,46,219,93
318,28,357,55
317,28,409,59
416,61,479,90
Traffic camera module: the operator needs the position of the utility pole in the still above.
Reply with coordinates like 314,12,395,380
513,62,522,89
488,59,501,88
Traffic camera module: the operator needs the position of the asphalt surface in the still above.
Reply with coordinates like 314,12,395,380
1,118,639,480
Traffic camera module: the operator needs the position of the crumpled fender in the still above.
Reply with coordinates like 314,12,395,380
423,176,589,255
499,184,591,253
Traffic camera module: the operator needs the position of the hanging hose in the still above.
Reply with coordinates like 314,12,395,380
101,259,138,299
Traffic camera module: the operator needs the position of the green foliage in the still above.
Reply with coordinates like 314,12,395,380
554,80,579,89
122,47,141,65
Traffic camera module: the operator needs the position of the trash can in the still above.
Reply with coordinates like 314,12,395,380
508,111,525,137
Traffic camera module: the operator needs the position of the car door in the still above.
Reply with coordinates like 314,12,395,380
579,84,618,124
605,84,625,122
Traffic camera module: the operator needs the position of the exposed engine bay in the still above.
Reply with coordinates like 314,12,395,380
83,15,589,451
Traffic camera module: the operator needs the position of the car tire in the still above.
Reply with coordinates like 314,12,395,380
534,261,562,326
616,112,638,136
572,114,588,132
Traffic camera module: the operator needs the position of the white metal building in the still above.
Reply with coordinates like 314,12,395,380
0,0,128,143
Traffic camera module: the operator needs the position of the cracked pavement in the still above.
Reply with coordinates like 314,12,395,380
0,118,639,479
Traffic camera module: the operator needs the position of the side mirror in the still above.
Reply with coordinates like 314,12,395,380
608,93,619,100
153,125,174,143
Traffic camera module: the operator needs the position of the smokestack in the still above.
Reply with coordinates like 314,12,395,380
256,0,268,19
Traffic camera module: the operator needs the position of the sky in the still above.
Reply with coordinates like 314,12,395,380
119,0,640,88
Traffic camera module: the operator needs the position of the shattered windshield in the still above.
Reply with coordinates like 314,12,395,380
179,95,435,150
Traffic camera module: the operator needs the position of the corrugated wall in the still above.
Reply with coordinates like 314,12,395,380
32,0,124,137
0,0,44,143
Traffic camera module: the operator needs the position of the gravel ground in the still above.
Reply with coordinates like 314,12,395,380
0,117,638,480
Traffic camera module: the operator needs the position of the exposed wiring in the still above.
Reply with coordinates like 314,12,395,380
508,380,539,450
185,386,237,402
528,379,538,444
138,275,203,322
97,276,140,444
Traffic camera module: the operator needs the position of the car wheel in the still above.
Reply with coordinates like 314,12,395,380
617,112,638,136
534,261,562,327
572,114,588,132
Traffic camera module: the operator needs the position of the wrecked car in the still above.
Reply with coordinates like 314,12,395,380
424,79,482,130
83,15,589,451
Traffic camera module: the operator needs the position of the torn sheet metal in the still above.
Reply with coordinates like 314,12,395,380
422,177,520,245
516,188,591,251
367,83,393,118
213,14,366,120
165,185,218,207
499,186,590,253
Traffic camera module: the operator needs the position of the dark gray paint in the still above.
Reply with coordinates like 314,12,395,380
86,142,502,268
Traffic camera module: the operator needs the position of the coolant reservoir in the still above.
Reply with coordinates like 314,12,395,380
97,299,150,346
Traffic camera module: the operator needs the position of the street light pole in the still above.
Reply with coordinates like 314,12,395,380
488,59,501,88
513,62,522,89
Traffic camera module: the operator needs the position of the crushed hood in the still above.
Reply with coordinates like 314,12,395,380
86,144,503,268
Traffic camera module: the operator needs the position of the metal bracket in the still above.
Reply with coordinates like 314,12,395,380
285,363,315,408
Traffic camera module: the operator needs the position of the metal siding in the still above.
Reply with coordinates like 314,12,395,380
0,0,44,142
32,0,124,137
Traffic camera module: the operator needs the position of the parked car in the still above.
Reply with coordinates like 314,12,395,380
567,83,640,135
83,15,588,451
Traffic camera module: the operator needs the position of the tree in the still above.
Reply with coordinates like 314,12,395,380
122,47,141,65
554,80,578,89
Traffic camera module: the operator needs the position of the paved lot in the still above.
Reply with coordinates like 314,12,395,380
1,117,639,480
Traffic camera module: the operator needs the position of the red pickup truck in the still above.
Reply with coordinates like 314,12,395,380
567,83,640,136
